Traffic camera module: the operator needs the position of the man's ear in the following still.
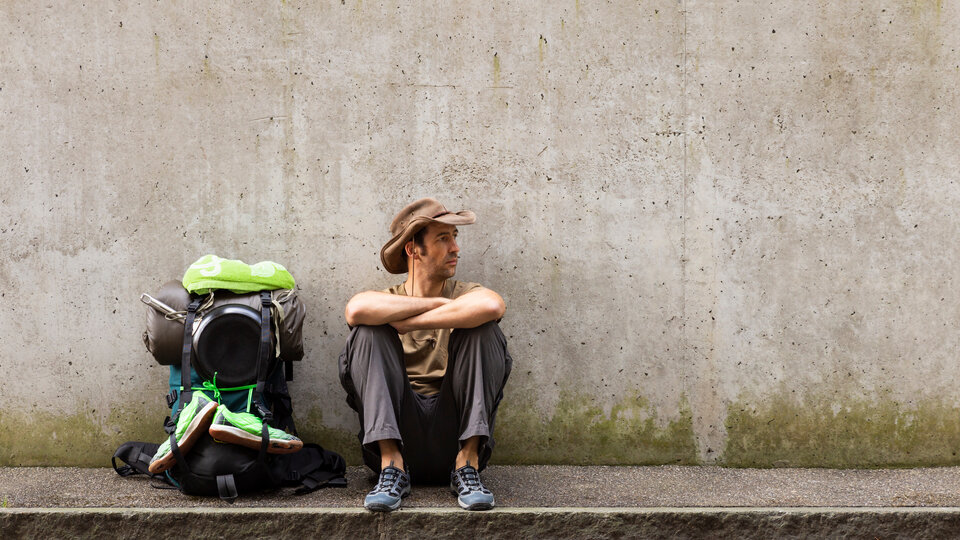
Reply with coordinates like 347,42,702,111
405,241,418,259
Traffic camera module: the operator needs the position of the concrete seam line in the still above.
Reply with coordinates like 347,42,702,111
5,507,960,515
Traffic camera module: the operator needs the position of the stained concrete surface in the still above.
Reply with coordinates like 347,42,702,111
10,508,960,540
8,466,960,537
5,465,960,508
3,1,960,467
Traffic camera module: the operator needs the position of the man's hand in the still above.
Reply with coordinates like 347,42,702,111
345,291,450,327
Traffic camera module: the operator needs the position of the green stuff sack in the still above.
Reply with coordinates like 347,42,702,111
183,255,295,295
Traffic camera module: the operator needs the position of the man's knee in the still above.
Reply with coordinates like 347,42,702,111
345,324,405,376
349,324,399,345
452,320,503,342
449,322,508,367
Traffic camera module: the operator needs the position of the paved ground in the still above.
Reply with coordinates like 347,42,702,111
4,465,960,508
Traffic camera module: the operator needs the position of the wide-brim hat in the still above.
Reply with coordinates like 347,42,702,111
380,198,476,274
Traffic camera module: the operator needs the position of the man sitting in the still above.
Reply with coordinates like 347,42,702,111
339,197,512,511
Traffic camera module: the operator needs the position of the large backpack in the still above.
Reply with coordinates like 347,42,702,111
114,279,346,501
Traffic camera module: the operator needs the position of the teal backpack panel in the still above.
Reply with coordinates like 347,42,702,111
168,366,257,414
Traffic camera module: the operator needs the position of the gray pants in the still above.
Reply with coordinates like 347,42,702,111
338,322,512,484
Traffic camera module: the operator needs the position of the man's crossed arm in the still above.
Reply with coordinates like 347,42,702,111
344,289,505,334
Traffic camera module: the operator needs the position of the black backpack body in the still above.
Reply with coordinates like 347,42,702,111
114,437,346,500
115,287,346,501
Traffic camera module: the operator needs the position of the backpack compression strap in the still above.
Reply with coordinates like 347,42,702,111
179,297,202,411
252,291,273,422
169,432,190,473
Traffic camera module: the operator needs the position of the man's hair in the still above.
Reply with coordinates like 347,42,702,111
403,227,429,263
413,227,427,249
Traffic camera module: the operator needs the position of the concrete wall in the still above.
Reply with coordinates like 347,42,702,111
2,1,959,467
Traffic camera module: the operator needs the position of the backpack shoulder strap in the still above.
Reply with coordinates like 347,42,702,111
112,441,160,477
284,444,348,494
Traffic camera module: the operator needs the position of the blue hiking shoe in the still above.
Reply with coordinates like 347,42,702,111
450,465,494,510
364,465,411,512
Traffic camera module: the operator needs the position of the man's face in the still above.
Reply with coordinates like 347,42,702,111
409,222,460,280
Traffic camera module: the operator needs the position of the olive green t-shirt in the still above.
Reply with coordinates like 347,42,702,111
384,279,483,395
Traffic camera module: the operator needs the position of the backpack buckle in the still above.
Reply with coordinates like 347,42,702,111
165,390,178,409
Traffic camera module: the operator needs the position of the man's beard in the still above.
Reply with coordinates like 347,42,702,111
432,258,458,280
433,264,456,280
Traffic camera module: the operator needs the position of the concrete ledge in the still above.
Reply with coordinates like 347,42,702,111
8,465,960,508
5,507,960,539
6,466,960,537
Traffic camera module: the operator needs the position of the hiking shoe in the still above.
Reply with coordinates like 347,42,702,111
450,465,494,510
207,405,303,453
148,391,218,474
364,465,411,512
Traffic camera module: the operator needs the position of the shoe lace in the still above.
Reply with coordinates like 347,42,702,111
194,371,258,406
457,467,486,493
200,373,222,403
373,468,404,495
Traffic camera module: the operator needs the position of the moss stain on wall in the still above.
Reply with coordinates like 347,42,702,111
0,403,167,467
0,402,363,467
298,407,363,465
492,391,698,465
723,392,960,467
